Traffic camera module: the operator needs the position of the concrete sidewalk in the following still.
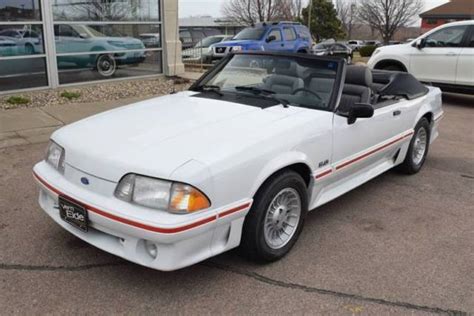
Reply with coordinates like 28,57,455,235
0,95,154,149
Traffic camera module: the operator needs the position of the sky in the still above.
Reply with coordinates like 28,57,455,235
178,0,450,19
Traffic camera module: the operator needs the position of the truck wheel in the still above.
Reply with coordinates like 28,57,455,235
240,170,308,262
397,118,430,174
96,54,116,77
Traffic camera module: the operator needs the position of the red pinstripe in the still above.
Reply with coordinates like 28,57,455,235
33,172,250,234
314,131,414,179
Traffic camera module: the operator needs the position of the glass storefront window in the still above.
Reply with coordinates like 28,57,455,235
52,0,160,22
0,24,44,56
0,0,42,21
57,50,162,84
0,0,162,93
54,23,161,54
0,57,47,91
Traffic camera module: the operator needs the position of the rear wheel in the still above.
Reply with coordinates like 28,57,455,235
25,43,34,55
96,54,116,77
397,118,430,174
382,64,404,72
240,170,308,262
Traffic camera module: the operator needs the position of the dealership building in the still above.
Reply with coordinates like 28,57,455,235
0,0,184,94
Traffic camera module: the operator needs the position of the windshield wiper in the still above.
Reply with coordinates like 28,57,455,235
235,86,276,95
234,86,290,108
194,84,223,96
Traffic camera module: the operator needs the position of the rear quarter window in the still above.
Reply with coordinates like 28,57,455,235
295,26,311,41
283,27,297,41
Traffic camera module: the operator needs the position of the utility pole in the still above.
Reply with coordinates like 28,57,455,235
308,0,313,30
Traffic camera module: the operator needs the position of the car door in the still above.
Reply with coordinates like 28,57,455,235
331,100,412,195
264,28,284,52
282,27,297,52
456,25,474,86
410,24,469,84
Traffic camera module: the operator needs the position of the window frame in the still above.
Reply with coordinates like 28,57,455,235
267,28,282,42
282,27,297,41
424,25,469,48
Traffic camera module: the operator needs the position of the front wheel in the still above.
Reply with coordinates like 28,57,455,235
397,118,430,174
96,54,117,77
240,170,308,262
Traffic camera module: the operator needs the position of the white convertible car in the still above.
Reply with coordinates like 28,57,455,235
34,52,443,271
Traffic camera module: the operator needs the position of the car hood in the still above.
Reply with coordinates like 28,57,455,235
52,91,305,182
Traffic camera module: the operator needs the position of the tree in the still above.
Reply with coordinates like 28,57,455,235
357,0,423,44
335,0,359,39
301,0,345,42
278,0,304,21
222,0,303,25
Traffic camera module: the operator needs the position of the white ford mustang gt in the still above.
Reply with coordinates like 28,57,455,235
34,52,443,271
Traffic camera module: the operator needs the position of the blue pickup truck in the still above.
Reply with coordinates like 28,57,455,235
211,22,312,61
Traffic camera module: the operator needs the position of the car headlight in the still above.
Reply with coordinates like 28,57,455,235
107,40,127,48
45,140,65,173
373,49,381,56
114,174,211,214
315,51,325,56
231,46,242,52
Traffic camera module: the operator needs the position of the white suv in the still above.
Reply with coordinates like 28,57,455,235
368,20,474,94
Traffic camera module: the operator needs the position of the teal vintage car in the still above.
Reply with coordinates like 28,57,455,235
55,25,146,77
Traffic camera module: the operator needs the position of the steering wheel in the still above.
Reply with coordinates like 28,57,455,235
291,88,322,101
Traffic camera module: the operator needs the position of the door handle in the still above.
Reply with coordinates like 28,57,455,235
281,43,284,47
445,52,457,56
393,110,401,116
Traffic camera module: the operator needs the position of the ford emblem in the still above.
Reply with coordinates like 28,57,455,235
80,177,90,185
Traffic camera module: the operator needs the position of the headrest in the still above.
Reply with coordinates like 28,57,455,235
274,60,298,77
345,65,372,86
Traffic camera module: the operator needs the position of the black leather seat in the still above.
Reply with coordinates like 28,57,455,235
339,66,373,111
263,60,304,94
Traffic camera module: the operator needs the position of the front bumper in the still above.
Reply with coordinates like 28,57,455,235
33,161,251,271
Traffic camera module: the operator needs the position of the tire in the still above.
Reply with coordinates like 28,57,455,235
397,118,430,174
95,54,117,77
25,43,34,55
240,170,308,262
382,64,404,72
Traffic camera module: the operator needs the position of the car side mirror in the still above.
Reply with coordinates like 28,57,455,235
266,35,276,43
347,103,374,124
415,38,425,49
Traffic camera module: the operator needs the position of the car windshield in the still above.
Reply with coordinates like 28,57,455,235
71,25,106,37
195,36,224,48
196,54,340,110
233,27,266,40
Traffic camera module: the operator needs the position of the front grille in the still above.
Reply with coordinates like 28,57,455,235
215,47,226,54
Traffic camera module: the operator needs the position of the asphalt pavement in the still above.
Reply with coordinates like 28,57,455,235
0,93,472,315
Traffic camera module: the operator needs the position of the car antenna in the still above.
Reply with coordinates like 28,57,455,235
170,20,179,94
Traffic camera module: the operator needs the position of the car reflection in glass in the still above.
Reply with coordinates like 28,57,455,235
0,36,17,56
0,28,43,55
55,25,146,77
